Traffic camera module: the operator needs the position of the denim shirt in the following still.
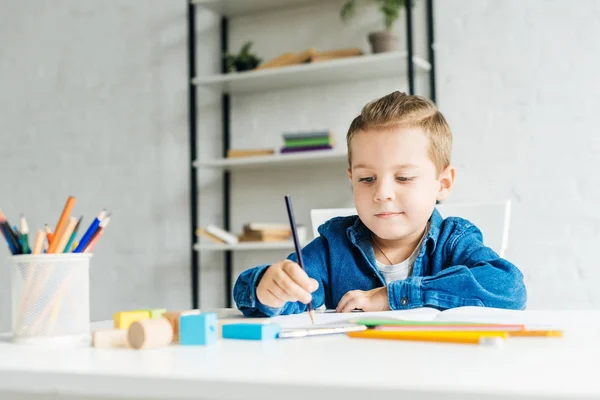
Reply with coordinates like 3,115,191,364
233,208,527,317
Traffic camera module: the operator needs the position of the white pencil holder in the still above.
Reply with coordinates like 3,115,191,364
10,253,92,346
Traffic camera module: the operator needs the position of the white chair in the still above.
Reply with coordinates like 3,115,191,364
310,201,511,257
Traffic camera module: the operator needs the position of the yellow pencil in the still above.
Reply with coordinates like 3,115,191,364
348,329,507,345
508,330,563,337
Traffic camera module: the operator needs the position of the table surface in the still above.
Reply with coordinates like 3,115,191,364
1,307,600,400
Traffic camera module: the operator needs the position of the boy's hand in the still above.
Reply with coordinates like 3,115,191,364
336,287,390,313
256,260,319,308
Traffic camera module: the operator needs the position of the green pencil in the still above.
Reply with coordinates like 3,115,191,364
19,215,30,254
64,216,83,253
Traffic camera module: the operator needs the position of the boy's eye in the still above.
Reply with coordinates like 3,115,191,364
358,177,374,183
397,177,415,182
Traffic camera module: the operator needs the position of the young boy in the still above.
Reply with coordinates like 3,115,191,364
233,91,527,317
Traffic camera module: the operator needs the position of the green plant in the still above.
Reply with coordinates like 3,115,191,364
341,0,415,31
223,41,262,73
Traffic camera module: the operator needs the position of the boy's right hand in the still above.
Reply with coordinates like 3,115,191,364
256,260,319,308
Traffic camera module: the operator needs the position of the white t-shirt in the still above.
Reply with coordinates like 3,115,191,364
375,223,430,284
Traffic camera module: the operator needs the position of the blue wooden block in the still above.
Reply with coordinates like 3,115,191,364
179,312,217,345
222,323,280,340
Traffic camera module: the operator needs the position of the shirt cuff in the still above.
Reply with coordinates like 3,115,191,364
387,277,424,310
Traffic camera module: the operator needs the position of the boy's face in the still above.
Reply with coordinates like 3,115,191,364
347,126,455,241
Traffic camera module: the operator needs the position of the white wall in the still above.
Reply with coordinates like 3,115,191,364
436,0,600,308
0,1,191,331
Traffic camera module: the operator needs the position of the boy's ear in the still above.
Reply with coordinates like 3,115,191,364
346,168,352,181
436,165,455,201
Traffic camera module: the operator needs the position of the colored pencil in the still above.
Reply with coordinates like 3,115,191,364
54,216,78,253
348,329,507,345
83,214,111,253
63,216,83,253
74,210,105,253
47,196,76,253
284,195,315,324
45,225,54,244
19,215,30,254
0,210,21,255
32,229,45,255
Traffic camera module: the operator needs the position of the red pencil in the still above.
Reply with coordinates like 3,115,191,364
83,214,111,253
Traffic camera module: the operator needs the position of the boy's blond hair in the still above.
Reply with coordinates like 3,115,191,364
346,91,452,175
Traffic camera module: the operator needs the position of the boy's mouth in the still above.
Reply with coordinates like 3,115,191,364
375,212,403,219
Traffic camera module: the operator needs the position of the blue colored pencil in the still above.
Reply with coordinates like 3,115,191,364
73,210,105,253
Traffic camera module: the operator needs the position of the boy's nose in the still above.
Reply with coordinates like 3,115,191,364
374,181,395,202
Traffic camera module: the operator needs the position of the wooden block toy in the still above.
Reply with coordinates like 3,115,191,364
128,318,174,350
113,310,150,330
222,323,280,340
92,329,128,348
163,310,200,341
179,312,217,346
217,317,270,338
135,308,167,319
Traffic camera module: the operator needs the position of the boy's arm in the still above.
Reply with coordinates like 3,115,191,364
233,236,330,317
387,225,527,310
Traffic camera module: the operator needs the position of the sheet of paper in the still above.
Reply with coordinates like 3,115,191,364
269,307,441,329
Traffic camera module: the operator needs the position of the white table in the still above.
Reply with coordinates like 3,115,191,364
1,309,600,400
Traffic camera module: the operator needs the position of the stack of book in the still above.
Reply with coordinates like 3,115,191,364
196,223,307,244
238,223,292,242
280,131,334,154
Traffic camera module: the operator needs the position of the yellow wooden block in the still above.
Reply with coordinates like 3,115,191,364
113,310,150,330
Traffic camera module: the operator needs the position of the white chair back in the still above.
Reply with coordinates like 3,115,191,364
310,201,511,257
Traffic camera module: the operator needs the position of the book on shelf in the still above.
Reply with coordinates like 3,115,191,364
282,130,331,141
201,225,238,244
309,48,364,63
255,47,363,70
237,223,307,243
196,227,226,244
280,144,333,154
227,148,276,158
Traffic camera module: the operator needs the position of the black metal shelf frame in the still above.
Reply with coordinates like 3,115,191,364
187,0,437,309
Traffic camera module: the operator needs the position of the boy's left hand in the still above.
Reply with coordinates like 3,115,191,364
336,287,390,313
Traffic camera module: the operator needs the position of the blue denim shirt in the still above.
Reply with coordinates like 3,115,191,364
233,208,527,317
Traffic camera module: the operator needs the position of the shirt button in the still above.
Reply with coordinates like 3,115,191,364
401,297,408,306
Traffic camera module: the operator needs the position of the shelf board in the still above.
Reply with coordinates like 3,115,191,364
194,241,301,251
191,0,327,17
192,51,431,94
194,149,347,170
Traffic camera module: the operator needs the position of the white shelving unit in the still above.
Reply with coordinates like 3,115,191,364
193,51,431,94
189,0,435,307
193,149,347,171
194,241,299,251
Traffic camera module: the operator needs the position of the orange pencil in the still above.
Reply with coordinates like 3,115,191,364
83,214,111,253
32,229,45,254
47,196,76,253
44,225,53,244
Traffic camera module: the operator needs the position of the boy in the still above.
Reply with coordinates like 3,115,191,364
233,91,526,317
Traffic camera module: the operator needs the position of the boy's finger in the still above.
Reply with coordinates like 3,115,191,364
309,278,319,292
340,297,363,313
282,262,314,291
274,273,312,304
262,288,285,308
336,292,353,313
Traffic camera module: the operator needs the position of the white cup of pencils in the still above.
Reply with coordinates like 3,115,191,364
0,196,111,345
